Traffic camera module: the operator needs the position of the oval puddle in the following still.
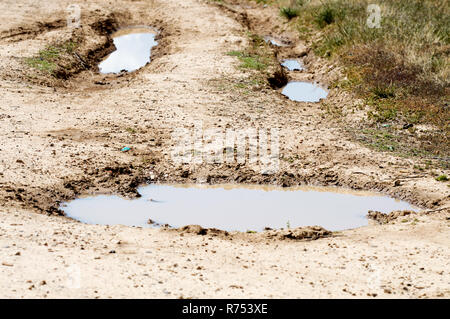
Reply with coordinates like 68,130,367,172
281,59,303,71
282,82,328,102
61,184,418,232
99,27,158,74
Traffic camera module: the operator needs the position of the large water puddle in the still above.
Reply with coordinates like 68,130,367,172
99,27,158,74
282,82,328,102
62,184,418,232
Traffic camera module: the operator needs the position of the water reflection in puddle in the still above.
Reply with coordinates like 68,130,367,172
62,184,418,232
99,28,158,74
281,59,303,71
282,82,328,102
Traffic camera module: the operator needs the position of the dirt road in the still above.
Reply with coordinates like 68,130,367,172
0,0,448,298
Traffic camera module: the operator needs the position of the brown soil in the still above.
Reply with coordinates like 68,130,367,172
0,0,448,298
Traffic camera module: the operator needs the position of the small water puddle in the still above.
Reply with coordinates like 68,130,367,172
62,184,418,232
282,82,328,102
263,36,288,47
281,60,303,71
99,27,158,74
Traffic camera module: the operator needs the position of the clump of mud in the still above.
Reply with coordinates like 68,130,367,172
176,225,229,237
367,210,416,224
265,226,332,241
170,224,331,241
268,68,288,89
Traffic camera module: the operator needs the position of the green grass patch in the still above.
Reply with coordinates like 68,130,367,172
280,7,300,20
126,127,137,134
254,0,275,4
436,175,449,182
227,32,277,74
360,128,399,153
354,126,446,162
292,0,449,158
227,50,269,71
314,5,341,28
25,41,78,75
279,1,305,20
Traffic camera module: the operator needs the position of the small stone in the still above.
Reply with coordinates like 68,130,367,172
402,123,413,129
293,43,309,57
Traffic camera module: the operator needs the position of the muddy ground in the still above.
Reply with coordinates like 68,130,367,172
0,0,448,298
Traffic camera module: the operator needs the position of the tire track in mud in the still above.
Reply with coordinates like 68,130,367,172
0,19,67,42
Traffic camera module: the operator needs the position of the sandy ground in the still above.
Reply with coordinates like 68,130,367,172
0,207,448,298
0,0,449,298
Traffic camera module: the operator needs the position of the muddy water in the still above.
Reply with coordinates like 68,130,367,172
99,27,158,74
281,60,303,71
62,184,418,232
282,82,328,102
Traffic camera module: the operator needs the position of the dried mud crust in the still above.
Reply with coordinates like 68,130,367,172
367,207,450,225
167,224,332,242
0,0,448,241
